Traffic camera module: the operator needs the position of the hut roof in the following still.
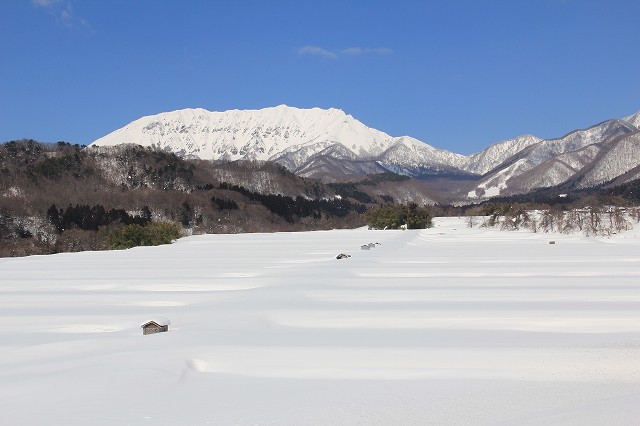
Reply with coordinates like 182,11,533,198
140,317,171,328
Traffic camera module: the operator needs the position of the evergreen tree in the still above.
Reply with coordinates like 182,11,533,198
365,204,433,230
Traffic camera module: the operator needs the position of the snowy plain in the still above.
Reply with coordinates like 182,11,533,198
1,217,639,425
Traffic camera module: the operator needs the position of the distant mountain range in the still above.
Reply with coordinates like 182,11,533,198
90,106,640,202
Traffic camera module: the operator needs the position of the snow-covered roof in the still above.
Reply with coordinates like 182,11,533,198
140,317,171,327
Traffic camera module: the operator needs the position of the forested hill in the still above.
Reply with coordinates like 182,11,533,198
0,140,417,256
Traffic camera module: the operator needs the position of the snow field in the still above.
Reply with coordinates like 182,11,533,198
0,217,639,425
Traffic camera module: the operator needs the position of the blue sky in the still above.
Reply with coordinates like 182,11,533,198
2,0,640,154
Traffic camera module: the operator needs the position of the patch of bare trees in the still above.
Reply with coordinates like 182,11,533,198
476,205,637,237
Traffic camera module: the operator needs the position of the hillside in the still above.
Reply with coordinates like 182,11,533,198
0,140,435,257
3,138,640,257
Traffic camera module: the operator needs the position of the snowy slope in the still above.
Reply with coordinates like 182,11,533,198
462,134,542,175
467,158,530,198
376,136,468,177
91,105,397,161
513,144,603,192
624,111,640,129
578,132,640,188
517,119,635,167
1,218,640,425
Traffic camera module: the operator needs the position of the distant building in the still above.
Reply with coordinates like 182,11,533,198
141,319,170,335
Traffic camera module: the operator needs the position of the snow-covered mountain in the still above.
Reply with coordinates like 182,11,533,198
92,106,394,162
375,136,467,177
91,105,640,200
90,105,468,179
466,119,640,199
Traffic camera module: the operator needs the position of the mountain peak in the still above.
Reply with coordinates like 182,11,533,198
624,111,640,130
90,105,393,164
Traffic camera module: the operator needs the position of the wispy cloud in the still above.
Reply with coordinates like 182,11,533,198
297,45,338,59
297,45,392,59
33,0,94,32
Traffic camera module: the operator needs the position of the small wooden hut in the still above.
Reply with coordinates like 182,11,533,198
141,318,170,335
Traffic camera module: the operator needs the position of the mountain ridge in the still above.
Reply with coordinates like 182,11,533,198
90,105,640,201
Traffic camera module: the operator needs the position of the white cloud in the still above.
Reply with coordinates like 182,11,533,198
60,9,72,22
33,0,94,32
297,45,338,59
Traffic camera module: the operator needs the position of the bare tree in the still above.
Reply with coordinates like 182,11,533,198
586,207,602,236
610,207,630,233
466,215,478,228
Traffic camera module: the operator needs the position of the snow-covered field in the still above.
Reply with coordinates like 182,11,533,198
1,217,639,425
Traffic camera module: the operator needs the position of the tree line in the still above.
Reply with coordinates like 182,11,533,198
365,203,434,229
218,182,367,223
46,204,151,232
